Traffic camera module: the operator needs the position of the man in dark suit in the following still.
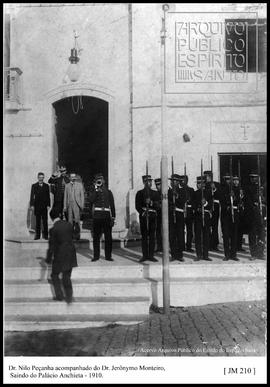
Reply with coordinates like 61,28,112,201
135,175,159,262
192,176,213,261
204,170,221,251
89,173,116,262
30,172,50,240
168,174,186,262
179,175,195,252
154,178,162,253
46,209,78,303
48,165,70,219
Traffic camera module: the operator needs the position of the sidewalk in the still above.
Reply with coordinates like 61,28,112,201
5,300,266,356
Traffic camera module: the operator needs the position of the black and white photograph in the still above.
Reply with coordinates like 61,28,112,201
3,2,267,384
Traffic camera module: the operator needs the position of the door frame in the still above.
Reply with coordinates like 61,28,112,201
45,82,115,186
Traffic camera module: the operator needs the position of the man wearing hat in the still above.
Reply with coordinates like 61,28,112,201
135,175,159,262
203,170,221,251
168,174,186,262
89,173,115,262
232,175,246,252
46,209,77,303
219,172,240,261
179,174,195,252
63,172,85,240
244,171,265,259
192,176,213,261
48,165,70,219
154,178,163,252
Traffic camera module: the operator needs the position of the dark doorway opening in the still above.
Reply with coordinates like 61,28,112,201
53,96,108,229
219,153,267,187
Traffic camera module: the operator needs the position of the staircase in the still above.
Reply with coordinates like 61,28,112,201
4,243,266,331
4,256,151,331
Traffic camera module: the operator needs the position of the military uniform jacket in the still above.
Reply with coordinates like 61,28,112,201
205,181,221,206
168,187,186,214
89,187,116,219
30,182,50,214
180,186,195,215
192,188,213,216
46,220,77,272
135,188,159,217
244,183,265,223
219,184,240,214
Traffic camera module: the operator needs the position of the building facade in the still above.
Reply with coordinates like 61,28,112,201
4,3,266,238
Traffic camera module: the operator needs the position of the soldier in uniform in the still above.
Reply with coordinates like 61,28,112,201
135,175,159,262
89,173,116,262
48,165,70,219
245,171,265,260
204,170,221,251
179,175,194,252
192,176,213,261
154,178,162,252
219,172,240,261
233,175,246,252
168,174,185,262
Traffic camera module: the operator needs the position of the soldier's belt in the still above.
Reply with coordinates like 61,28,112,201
187,204,192,208
204,210,211,214
214,200,220,204
142,207,156,213
94,207,111,211
175,207,184,213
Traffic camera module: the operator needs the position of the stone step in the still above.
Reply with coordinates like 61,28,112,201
4,314,149,331
4,261,266,281
5,278,150,299
5,296,150,316
5,239,90,250
5,238,128,250
5,265,144,280
149,276,266,307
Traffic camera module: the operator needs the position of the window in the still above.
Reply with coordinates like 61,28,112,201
225,19,267,72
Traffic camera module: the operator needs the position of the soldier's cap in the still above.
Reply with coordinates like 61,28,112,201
203,170,213,176
249,170,259,177
196,176,206,182
154,178,161,184
169,173,181,181
142,175,152,182
59,166,67,172
179,175,188,181
94,173,104,180
223,172,231,178
233,175,239,179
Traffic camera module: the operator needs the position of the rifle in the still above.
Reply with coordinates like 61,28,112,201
201,159,205,227
145,160,150,232
184,163,188,219
171,156,176,223
238,160,244,211
257,155,263,218
229,155,235,223
211,156,215,212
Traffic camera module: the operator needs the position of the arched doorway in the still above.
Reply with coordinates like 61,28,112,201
53,96,109,186
52,95,109,230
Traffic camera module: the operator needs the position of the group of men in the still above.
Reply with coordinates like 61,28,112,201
135,169,266,263
30,167,115,260
30,168,115,303
29,164,266,303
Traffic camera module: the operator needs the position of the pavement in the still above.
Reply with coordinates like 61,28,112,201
4,300,266,356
